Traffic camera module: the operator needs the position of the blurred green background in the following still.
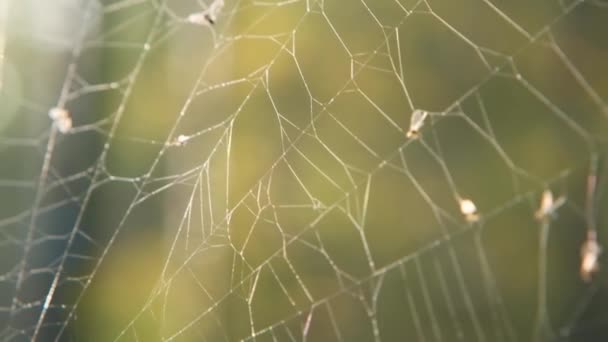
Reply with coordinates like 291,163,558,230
1,0,608,341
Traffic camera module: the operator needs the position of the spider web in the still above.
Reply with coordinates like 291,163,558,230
1,0,608,341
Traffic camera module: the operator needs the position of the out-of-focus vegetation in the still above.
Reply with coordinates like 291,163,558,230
1,0,607,341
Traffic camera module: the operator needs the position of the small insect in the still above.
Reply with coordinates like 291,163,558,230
580,231,601,282
459,198,479,222
187,12,214,25
48,107,72,134
171,134,190,146
187,0,224,26
406,109,429,138
534,189,566,221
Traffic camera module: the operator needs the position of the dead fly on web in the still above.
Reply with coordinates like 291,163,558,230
580,158,603,282
48,107,72,134
459,198,479,223
171,134,190,146
581,230,601,282
187,0,224,26
534,189,566,222
406,109,429,139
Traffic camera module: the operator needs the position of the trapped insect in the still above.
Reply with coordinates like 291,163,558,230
187,0,224,25
579,163,602,283
580,231,601,282
459,198,479,222
171,134,190,146
406,109,429,138
48,107,72,134
534,189,566,221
